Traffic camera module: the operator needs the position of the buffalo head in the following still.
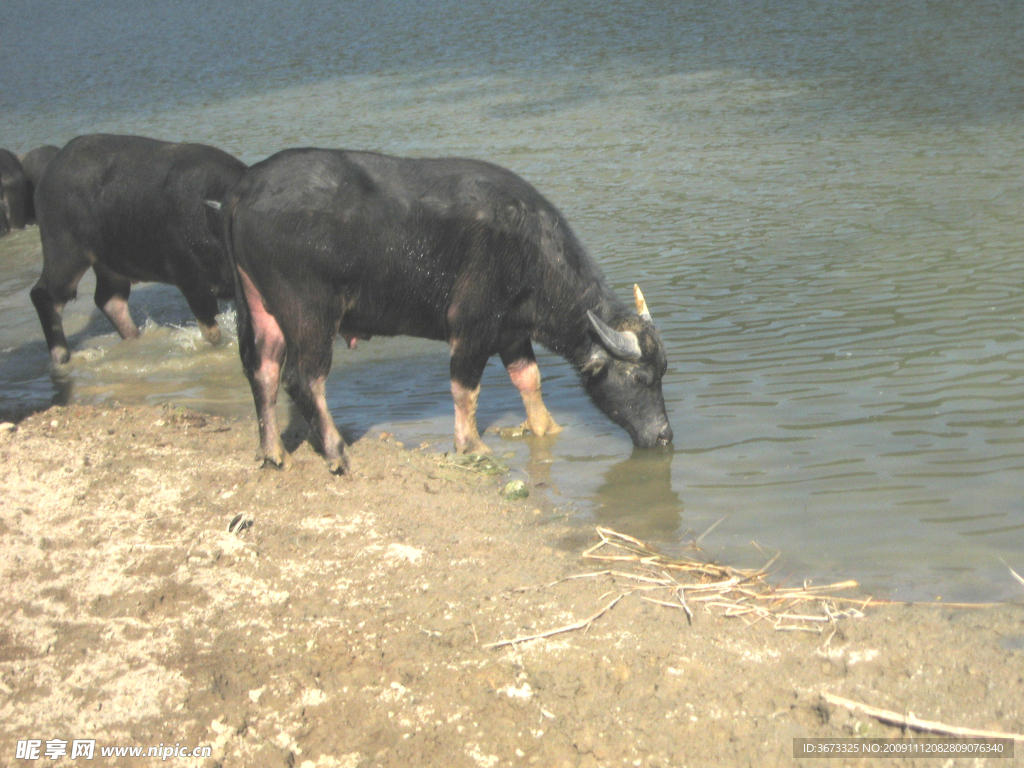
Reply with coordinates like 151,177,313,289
581,285,673,449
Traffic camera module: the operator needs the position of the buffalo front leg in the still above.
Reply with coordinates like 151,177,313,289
237,267,289,469
180,284,222,345
93,263,139,340
450,343,490,455
500,339,562,436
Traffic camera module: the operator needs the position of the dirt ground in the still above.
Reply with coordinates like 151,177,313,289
1,403,1022,767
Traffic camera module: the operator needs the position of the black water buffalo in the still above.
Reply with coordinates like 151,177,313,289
0,148,28,234
221,148,673,474
30,134,247,363
19,144,61,225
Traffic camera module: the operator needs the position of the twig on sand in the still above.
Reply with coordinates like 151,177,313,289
511,570,613,593
820,692,1024,740
483,593,627,650
640,596,684,610
676,587,694,623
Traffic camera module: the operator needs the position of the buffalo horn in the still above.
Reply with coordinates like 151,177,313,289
633,284,652,321
587,310,642,361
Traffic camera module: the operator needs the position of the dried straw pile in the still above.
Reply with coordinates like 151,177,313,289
486,527,869,649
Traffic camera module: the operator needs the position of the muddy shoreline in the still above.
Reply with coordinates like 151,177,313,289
1,403,1022,767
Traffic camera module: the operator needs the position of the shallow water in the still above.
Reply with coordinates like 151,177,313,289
2,0,1023,601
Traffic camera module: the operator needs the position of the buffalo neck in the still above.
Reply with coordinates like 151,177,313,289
531,278,629,370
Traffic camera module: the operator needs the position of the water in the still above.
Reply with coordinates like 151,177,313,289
2,0,1022,601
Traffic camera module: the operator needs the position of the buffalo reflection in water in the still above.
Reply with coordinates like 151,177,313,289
592,445,682,542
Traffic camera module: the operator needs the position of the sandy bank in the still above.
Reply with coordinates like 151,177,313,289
1,404,1022,767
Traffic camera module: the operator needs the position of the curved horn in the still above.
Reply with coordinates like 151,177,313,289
587,311,642,361
633,284,651,321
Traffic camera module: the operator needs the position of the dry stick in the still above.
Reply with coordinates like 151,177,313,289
444,462,481,473
612,570,675,585
694,515,726,545
821,692,1024,740
776,580,860,594
774,613,831,623
596,526,646,547
483,593,627,650
760,551,781,572
776,625,822,633
676,587,694,623
1002,559,1024,591
641,596,685,610
511,570,613,593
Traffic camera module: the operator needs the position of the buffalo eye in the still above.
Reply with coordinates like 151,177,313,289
632,370,653,386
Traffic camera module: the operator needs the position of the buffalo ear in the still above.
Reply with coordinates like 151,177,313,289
588,310,642,362
580,348,610,378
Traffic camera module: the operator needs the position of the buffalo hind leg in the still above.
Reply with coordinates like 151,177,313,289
450,343,490,454
500,339,563,437
30,278,82,365
285,368,348,474
31,230,94,363
282,330,348,474
237,267,289,469
93,263,139,340
30,259,91,365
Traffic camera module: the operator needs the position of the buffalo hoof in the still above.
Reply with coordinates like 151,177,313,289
521,418,563,437
51,346,71,365
326,454,350,475
456,437,491,455
258,446,291,470
261,456,290,471
200,323,222,346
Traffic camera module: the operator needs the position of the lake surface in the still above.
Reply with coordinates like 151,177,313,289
2,0,1022,601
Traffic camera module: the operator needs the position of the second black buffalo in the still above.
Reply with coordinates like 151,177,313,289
0,148,28,235
221,148,673,474
31,134,247,363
